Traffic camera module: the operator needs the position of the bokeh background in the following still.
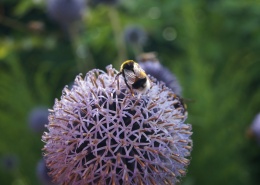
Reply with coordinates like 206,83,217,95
1,0,260,185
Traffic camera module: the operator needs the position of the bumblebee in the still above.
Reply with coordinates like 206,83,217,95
116,60,151,96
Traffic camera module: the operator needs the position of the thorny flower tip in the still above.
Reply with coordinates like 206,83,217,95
42,64,192,185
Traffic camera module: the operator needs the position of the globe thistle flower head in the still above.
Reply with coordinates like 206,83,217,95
124,25,147,46
248,113,260,145
138,52,182,95
37,159,57,185
42,65,192,185
28,106,49,133
46,0,86,26
0,154,19,172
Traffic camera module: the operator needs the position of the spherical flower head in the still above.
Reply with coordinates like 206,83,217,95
138,52,182,95
36,159,57,185
249,113,260,144
47,0,86,25
0,154,19,171
124,25,147,46
42,65,192,185
28,106,49,133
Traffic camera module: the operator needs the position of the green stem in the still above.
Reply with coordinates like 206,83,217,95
69,23,95,72
0,15,27,32
108,6,127,67
131,42,143,59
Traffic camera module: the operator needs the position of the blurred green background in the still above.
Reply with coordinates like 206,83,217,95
0,0,260,185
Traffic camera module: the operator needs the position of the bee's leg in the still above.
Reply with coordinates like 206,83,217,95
114,72,122,90
130,88,135,97
123,78,134,96
115,72,122,80
116,77,120,91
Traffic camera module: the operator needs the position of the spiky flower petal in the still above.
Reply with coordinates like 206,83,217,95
42,65,192,185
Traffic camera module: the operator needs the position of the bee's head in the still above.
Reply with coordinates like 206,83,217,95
121,60,135,71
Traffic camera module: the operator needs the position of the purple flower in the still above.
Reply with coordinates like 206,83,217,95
138,52,182,95
0,154,18,171
46,0,86,26
124,25,147,46
36,159,56,185
248,113,260,145
42,65,192,185
28,106,49,133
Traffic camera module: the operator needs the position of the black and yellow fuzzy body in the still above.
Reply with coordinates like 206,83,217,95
116,60,151,96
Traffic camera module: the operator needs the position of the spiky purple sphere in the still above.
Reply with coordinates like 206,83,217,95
138,53,182,96
36,159,56,185
42,65,192,185
47,0,86,25
250,113,260,144
28,106,49,133
0,154,18,171
139,62,181,96
124,26,147,46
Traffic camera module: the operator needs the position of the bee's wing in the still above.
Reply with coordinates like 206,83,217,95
133,64,147,79
123,69,136,85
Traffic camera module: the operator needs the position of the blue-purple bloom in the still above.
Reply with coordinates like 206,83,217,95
46,0,86,26
249,113,260,145
42,65,192,185
28,106,49,133
36,159,56,185
124,26,147,46
138,52,182,95
0,154,18,171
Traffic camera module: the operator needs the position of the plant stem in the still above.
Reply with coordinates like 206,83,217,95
108,6,127,67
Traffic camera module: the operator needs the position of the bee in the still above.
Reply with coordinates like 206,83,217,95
116,60,151,96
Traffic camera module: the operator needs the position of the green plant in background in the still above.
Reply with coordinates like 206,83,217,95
0,0,260,185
